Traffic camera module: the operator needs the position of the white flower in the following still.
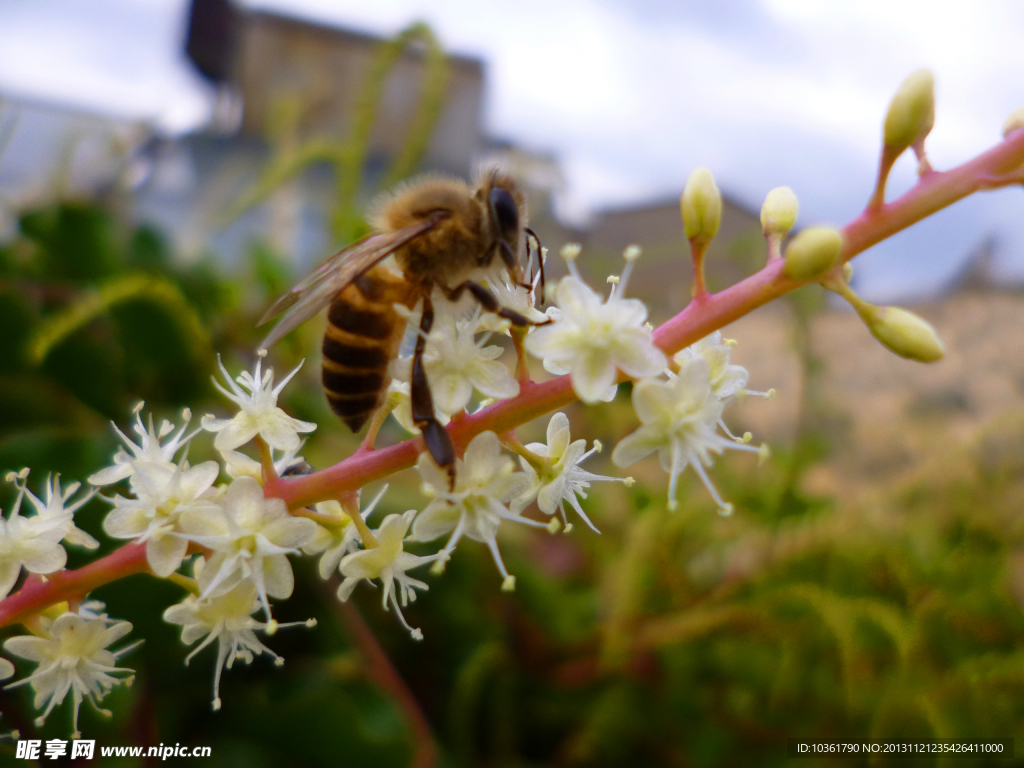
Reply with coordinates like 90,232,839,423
88,404,199,489
16,473,98,550
163,562,315,711
393,315,519,416
412,431,537,588
0,470,89,598
178,476,317,622
0,510,68,598
303,486,387,580
511,413,631,533
530,308,619,402
201,355,316,452
337,511,436,640
101,458,221,577
3,604,138,737
525,247,666,403
673,332,749,401
0,656,12,680
611,356,762,514
673,332,775,441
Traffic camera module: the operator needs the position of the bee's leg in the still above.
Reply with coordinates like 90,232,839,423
445,281,534,327
411,296,456,489
525,227,545,303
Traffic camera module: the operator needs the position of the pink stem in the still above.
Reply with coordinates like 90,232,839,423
0,543,150,628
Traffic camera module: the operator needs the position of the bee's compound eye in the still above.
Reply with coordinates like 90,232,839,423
489,187,519,235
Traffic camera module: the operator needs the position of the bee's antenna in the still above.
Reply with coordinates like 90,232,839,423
525,228,545,305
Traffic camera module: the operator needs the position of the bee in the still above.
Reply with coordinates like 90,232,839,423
258,169,545,483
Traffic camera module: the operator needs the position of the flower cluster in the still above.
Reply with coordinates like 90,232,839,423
612,331,771,513
3,601,138,737
82,359,321,713
390,313,520,427
0,236,779,742
163,557,315,711
525,244,666,402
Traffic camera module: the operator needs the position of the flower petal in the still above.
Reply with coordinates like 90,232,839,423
612,427,664,468
546,412,571,459
411,502,461,542
571,351,617,404
610,328,667,378
262,554,295,599
147,534,189,578
18,539,67,574
212,415,260,451
4,635,54,662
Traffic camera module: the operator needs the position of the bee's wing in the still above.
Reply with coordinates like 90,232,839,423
257,219,440,351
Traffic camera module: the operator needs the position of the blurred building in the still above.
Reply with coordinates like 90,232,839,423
186,0,485,176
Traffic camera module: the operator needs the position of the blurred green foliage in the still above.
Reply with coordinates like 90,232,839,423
0,199,229,481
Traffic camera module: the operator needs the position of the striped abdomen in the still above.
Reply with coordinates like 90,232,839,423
322,266,415,431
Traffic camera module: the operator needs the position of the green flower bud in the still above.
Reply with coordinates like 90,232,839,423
760,186,799,237
866,306,944,362
883,69,935,154
782,227,843,280
1003,107,1024,139
681,167,722,244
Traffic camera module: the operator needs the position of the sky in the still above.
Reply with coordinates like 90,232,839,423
0,0,1023,300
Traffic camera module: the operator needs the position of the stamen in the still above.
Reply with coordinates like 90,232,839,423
690,459,733,516
390,592,424,640
667,439,682,511
717,418,751,443
560,243,582,279
485,537,512,580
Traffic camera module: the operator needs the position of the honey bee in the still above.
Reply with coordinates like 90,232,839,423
258,168,545,483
